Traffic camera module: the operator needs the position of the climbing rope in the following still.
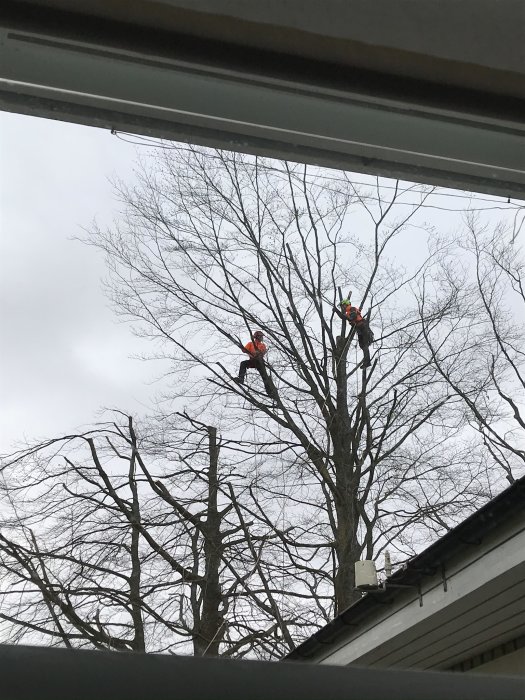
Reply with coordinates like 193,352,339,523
280,453,286,632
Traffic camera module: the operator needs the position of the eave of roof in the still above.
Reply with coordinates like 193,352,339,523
286,473,525,661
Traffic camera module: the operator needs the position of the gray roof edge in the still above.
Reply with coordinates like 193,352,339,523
286,473,525,661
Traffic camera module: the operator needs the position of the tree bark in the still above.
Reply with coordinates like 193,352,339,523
193,426,224,656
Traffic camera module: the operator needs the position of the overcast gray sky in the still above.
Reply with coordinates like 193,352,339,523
0,112,165,452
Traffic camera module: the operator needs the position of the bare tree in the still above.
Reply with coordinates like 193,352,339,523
0,413,302,657
84,147,495,614
419,214,525,487
3,151,516,657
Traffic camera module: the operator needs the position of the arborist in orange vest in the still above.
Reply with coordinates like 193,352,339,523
340,299,373,368
237,330,274,396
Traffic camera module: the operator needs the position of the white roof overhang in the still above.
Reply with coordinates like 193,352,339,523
318,512,525,669
1,0,524,197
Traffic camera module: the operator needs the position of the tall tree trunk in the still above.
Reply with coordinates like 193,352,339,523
194,426,224,656
333,494,361,613
128,418,146,652
332,328,361,613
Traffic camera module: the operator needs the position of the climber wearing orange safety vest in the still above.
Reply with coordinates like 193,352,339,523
340,299,373,368
237,331,274,396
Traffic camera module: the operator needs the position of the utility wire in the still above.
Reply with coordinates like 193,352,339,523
111,130,524,210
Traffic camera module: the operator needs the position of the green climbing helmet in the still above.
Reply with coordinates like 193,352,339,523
340,298,351,307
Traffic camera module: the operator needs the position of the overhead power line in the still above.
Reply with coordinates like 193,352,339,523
111,130,524,213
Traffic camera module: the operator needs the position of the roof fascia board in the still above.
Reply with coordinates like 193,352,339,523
318,528,525,665
0,5,524,197
287,477,525,661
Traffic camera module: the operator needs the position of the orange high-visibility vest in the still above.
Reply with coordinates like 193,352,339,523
244,340,267,357
344,305,364,324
